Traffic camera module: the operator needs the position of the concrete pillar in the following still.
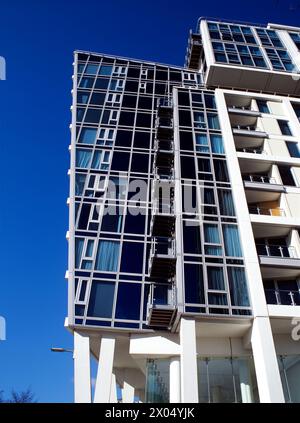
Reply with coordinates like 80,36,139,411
73,331,92,403
169,357,181,403
251,317,285,403
180,318,198,402
239,358,254,403
94,336,115,403
109,373,118,403
122,381,135,403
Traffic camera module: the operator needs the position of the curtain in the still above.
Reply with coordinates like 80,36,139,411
227,267,250,306
85,240,94,257
218,190,235,216
91,150,102,169
75,174,86,195
207,113,220,130
222,225,243,257
214,160,229,182
95,240,120,271
211,134,225,154
207,267,225,290
195,134,209,152
76,149,92,168
79,128,97,144
204,224,220,243
75,238,84,268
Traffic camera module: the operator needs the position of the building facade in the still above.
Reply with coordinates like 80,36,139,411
67,18,300,403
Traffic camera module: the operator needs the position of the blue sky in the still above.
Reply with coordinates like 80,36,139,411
0,0,299,403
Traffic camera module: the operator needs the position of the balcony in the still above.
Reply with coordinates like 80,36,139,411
150,199,176,237
148,237,176,279
236,147,267,154
228,106,261,127
232,125,267,149
146,283,177,328
243,174,285,197
185,31,203,70
156,97,173,115
153,139,174,170
256,243,300,278
249,206,286,217
265,289,300,306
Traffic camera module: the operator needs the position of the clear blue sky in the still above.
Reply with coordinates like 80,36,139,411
0,0,299,403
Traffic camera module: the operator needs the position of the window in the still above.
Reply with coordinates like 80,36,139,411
76,149,92,168
195,134,209,153
286,141,300,158
222,225,243,257
210,135,224,154
278,165,297,186
91,150,111,170
84,108,102,124
214,160,229,182
101,212,123,233
95,240,120,272
184,264,205,304
204,224,222,256
115,283,141,320
77,91,90,104
75,174,86,195
90,92,105,105
278,120,292,136
227,267,250,306
87,281,115,318
183,221,201,254
218,190,235,216
256,100,269,113
207,267,225,290
111,152,130,171
120,242,144,273
207,114,220,130
181,156,196,179
99,65,113,75
194,112,206,129
78,128,97,144
98,128,115,146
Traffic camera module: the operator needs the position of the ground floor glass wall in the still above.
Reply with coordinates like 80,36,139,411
278,355,300,403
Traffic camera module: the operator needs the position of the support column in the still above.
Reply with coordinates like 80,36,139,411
109,373,118,403
180,318,198,402
169,357,181,403
251,317,285,403
239,358,254,403
94,336,115,403
73,331,92,403
122,381,135,403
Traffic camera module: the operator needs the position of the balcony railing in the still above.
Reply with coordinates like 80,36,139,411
265,289,300,306
157,97,173,108
155,117,174,129
233,124,258,131
249,206,286,216
243,175,277,184
147,283,177,328
256,244,296,258
237,147,267,154
150,237,176,257
152,199,175,216
229,105,252,111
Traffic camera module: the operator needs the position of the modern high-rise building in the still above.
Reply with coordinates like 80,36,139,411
67,18,300,403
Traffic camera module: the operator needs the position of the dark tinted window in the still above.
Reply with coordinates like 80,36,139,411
184,264,205,303
111,152,130,171
115,283,141,320
120,242,144,273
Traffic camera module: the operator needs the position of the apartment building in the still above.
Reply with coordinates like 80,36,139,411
67,18,300,403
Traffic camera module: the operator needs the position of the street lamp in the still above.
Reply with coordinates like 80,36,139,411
50,347,73,353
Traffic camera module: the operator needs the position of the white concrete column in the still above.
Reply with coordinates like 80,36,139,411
251,317,285,403
109,373,118,403
180,318,198,402
169,357,181,403
94,336,115,403
122,381,135,403
239,358,254,403
73,331,92,403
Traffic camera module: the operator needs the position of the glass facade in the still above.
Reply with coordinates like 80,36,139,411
70,52,251,330
207,21,295,72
